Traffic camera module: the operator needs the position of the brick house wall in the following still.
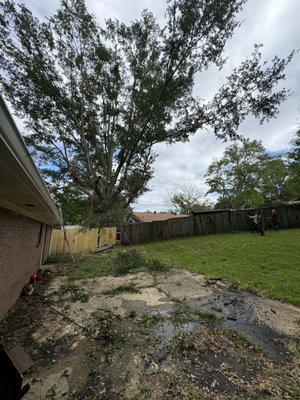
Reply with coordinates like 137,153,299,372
42,225,53,263
0,207,51,319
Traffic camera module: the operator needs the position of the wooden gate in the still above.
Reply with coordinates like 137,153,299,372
49,227,116,255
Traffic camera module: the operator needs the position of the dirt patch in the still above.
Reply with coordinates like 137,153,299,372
0,267,299,399
155,270,213,301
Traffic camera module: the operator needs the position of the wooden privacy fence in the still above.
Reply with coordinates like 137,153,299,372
50,227,117,255
121,205,300,245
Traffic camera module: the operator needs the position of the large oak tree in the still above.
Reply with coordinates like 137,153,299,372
0,0,294,224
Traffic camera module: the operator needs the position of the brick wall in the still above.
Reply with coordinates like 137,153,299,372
0,207,47,319
42,225,53,263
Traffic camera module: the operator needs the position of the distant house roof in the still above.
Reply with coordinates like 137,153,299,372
0,95,61,225
131,212,188,223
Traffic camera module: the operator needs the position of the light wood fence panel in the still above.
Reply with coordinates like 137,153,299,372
99,227,117,247
49,227,116,255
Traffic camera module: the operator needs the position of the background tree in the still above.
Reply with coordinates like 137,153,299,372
205,139,288,208
53,187,91,225
166,184,212,214
0,0,294,225
261,157,288,205
283,129,300,201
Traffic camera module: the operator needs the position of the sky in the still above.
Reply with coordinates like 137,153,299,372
9,0,300,211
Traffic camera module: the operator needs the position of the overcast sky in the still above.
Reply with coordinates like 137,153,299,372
13,0,300,211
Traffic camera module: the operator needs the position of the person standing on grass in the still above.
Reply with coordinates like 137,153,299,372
248,210,259,233
271,209,280,230
247,210,265,236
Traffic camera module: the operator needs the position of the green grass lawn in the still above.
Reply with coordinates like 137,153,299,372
135,229,300,306
67,229,300,306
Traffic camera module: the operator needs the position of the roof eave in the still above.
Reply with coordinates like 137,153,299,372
0,95,62,226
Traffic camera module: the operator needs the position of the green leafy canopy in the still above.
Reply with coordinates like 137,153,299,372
0,0,295,224
205,135,299,209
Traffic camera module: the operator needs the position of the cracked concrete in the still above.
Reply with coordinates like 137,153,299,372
45,270,300,339
155,270,213,301
0,268,299,400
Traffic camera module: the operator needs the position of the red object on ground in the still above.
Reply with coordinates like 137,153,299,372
35,274,43,283
23,284,34,296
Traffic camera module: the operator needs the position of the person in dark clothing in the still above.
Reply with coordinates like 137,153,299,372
256,211,265,236
271,209,279,230
248,211,265,236
248,211,259,233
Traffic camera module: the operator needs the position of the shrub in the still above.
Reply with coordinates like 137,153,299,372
113,249,146,275
147,258,170,272
112,249,170,275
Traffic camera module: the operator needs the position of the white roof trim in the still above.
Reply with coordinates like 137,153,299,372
0,94,61,225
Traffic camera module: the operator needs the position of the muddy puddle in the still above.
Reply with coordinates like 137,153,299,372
190,292,294,362
155,320,202,339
